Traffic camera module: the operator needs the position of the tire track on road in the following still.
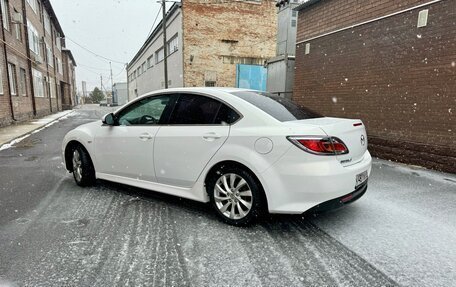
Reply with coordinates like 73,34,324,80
257,218,398,287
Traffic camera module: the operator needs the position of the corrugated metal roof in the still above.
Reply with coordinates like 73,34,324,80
293,0,322,11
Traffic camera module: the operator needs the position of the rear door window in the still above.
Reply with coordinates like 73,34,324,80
169,94,240,125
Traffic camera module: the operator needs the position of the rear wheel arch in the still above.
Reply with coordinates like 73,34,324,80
204,160,269,212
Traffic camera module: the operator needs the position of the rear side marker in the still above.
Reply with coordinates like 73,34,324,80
353,123,363,127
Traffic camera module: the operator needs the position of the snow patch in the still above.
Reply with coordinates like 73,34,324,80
0,134,31,151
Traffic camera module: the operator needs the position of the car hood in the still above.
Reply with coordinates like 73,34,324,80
75,120,103,131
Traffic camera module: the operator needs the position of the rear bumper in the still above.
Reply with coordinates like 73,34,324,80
306,181,368,214
259,149,372,214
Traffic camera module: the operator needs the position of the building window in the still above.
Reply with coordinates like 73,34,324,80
55,31,61,50
0,67,4,95
32,68,44,97
222,55,264,65
291,19,296,27
26,0,38,14
142,62,146,73
205,81,216,87
7,63,17,96
167,35,178,54
46,43,53,67
155,47,164,64
44,9,51,34
147,56,153,68
19,68,26,96
49,77,55,98
27,20,41,56
1,0,10,30
14,10,22,41
137,67,141,76
57,58,62,74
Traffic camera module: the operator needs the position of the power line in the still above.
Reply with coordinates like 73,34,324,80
77,62,111,71
147,5,162,38
112,67,126,79
66,36,126,65
77,65,108,77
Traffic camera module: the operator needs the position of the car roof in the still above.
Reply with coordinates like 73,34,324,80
146,87,255,94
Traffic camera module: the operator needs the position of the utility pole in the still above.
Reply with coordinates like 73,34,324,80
109,61,114,104
82,81,87,105
100,74,103,92
161,0,168,88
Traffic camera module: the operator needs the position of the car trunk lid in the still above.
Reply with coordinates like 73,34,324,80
286,117,368,166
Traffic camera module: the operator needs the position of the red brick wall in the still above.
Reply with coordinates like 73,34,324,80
294,0,456,173
2,0,35,122
296,0,429,42
0,0,70,126
0,33,12,126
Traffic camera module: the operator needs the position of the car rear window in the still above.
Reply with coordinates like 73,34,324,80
230,91,322,122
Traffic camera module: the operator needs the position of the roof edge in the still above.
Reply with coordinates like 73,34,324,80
127,2,181,69
293,0,322,11
62,48,77,66
42,0,65,37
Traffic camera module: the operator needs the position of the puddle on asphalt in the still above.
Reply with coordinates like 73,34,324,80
13,138,42,149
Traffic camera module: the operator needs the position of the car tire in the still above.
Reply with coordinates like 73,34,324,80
71,145,96,187
207,166,264,226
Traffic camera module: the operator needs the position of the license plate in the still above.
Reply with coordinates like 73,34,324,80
355,170,368,187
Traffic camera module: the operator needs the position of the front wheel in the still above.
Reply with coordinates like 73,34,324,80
207,167,264,226
72,145,96,187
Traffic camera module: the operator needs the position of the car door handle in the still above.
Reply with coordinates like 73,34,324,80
139,133,153,140
202,132,221,141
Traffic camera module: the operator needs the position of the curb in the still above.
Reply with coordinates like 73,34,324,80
0,110,75,147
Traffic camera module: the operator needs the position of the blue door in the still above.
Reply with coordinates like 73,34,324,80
236,64,267,91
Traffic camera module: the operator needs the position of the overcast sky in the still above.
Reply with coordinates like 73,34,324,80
50,0,166,92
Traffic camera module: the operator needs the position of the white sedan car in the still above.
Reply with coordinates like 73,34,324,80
62,88,371,225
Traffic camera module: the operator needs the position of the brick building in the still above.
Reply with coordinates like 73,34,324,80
127,0,277,100
0,0,76,127
294,0,455,173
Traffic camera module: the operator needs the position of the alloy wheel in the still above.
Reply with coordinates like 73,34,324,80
214,173,253,220
72,150,83,182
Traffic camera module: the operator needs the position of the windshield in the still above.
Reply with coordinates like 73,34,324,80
230,91,322,122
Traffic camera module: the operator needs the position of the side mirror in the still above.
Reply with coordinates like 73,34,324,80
102,113,116,126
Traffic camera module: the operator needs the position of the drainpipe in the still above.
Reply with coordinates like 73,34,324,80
22,0,36,116
44,37,52,113
0,2,16,121
50,29,58,111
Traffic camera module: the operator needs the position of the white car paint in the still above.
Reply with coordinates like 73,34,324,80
62,87,372,214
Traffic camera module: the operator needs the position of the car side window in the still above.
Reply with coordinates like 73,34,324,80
116,95,171,126
215,104,241,125
169,94,223,125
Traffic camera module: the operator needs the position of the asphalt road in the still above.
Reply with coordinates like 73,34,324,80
0,105,455,287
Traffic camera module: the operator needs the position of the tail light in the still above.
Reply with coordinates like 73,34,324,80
287,136,349,155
